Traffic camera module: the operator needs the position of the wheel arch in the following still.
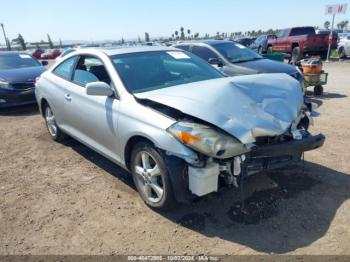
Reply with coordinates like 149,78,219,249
40,98,49,117
124,135,156,171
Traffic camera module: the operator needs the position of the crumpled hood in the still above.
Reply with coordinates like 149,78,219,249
135,73,304,144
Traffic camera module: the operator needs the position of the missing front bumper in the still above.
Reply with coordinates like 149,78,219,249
187,133,325,196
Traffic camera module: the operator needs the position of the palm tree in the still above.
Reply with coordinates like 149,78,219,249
187,29,191,39
180,27,185,40
175,30,178,40
324,21,330,30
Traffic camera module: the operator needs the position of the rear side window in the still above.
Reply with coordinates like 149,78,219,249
73,56,111,86
290,27,315,36
53,56,77,79
191,46,218,62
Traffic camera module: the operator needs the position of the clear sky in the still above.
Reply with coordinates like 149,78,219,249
0,0,349,43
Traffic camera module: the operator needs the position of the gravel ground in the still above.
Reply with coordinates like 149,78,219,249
0,61,350,255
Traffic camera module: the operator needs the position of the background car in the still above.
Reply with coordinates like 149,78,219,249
250,35,274,53
41,49,61,59
338,33,350,58
0,52,47,108
32,48,45,59
174,40,304,85
55,48,77,61
267,26,338,62
235,38,256,47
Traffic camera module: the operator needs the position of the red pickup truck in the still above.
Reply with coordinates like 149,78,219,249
267,26,338,62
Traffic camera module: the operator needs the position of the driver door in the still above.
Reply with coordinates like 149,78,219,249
64,55,122,162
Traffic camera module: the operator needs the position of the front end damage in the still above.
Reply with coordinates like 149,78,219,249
135,74,325,201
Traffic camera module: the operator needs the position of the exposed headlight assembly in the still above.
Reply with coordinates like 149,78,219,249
167,122,249,159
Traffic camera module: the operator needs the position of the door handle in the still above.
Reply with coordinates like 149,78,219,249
64,93,72,101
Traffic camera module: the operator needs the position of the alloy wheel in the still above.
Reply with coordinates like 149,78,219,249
45,106,57,137
134,151,164,203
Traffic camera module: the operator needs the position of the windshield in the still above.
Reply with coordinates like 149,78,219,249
0,54,41,70
111,51,223,93
213,42,263,63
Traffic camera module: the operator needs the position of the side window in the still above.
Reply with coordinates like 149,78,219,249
276,29,288,38
73,56,111,86
191,46,218,62
176,45,190,51
53,56,77,79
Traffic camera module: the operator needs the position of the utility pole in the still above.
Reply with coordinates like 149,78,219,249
326,13,335,62
0,23,9,50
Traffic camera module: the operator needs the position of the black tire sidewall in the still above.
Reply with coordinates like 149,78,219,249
130,142,175,210
44,104,65,142
291,46,301,63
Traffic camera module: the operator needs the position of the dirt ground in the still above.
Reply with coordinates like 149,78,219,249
1,61,350,255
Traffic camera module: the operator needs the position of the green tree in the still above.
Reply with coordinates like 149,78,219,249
324,21,330,29
12,34,26,50
187,29,191,39
145,32,150,42
180,27,185,40
174,30,178,39
47,34,54,49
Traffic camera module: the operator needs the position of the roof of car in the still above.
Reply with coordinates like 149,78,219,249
174,40,232,46
0,51,28,56
79,46,180,56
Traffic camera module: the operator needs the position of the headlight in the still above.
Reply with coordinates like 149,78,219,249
0,81,10,89
167,121,249,159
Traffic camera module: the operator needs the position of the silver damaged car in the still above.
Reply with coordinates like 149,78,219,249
35,46,325,210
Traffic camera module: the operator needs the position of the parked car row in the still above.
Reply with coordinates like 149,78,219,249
31,48,62,59
31,46,324,210
1,42,326,210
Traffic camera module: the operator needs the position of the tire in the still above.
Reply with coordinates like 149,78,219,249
43,104,67,142
314,85,324,96
130,141,176,210
258,46,262,54
320,51,328,60
338,47,346,59
267,46,273,53
291,46,302,64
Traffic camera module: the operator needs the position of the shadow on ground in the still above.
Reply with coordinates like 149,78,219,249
62,138,350,254
306,91,347,100
0,104,39,116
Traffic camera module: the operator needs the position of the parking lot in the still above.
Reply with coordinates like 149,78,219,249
0,61,350,255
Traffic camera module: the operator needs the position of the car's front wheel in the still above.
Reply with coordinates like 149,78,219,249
44,104,67,142
130,142,176,210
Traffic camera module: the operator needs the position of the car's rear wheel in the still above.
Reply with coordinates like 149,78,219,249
44,104,67,142
258,46,262,54
291,46,302,64
130,142,176,210
338,47,346,59
314,85,324,96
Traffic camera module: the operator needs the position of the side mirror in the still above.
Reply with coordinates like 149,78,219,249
41,60,48,66
86,81,114,97
208,57,223,67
